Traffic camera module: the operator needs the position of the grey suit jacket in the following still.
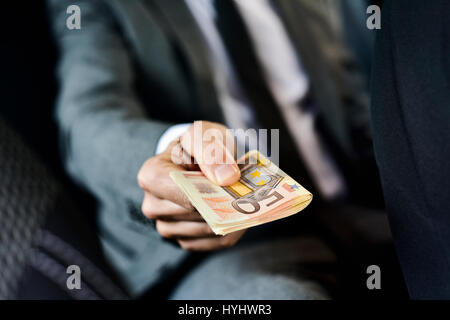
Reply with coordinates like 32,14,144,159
47,0,370,296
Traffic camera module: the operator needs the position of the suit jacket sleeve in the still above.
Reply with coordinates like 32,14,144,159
47,0,172,207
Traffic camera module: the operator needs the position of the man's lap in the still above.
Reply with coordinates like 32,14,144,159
168,236,336,300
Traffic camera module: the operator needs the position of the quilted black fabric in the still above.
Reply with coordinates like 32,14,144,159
0,117,128,299
0,116,57,299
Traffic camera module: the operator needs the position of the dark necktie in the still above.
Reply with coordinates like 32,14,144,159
212,0,315,190
213,0,281,130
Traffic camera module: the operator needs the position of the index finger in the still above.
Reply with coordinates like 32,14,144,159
138,156,195,211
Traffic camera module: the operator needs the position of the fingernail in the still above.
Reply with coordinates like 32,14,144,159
214,164,239,185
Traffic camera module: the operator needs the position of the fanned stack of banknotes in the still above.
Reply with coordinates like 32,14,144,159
170,150,313,235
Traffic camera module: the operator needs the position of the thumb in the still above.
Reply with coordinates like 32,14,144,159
179,121,241,186
195,141,241,186
204,160,241,186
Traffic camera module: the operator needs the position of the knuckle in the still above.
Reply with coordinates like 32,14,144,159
174,192,194,211
219,236,234,248
137,170,147,189
156,221,172,238
143,211,157,220
185,201,195,212
137,158,160,189
203,223,214,236
141,199,155,219
178,240,193,251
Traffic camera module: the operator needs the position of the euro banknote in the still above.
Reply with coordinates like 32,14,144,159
170,150,312,235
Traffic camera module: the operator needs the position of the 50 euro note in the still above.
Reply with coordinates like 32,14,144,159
170,150,313,235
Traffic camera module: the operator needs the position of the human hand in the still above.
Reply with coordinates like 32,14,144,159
137,121,246,251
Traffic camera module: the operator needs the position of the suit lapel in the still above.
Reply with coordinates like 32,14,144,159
141,0,224,122
274,0,353,157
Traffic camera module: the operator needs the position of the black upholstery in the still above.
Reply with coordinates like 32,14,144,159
0,116,129,300
0,117,57,298
0,2,128,300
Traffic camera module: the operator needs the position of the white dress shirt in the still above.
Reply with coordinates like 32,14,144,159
156,0,346,199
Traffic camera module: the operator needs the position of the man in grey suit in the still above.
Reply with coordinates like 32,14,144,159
47,0,376,299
